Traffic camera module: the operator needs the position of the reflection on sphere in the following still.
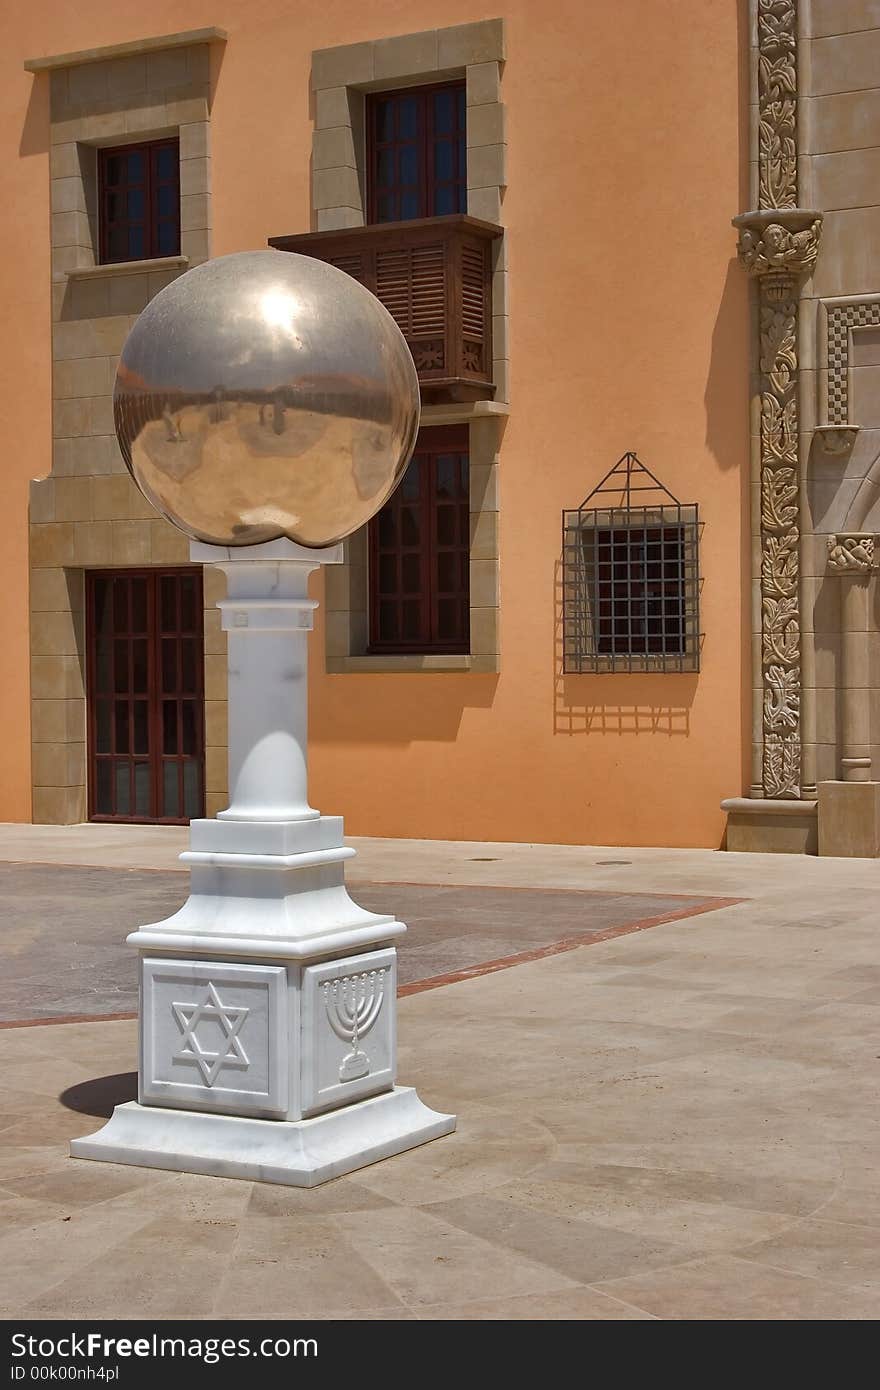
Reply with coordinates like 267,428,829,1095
113,250,420,548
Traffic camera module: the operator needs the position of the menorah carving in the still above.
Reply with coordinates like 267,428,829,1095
323,968,387,1082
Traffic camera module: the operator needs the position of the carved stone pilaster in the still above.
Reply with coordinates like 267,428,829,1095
731,0,823,801
756,0,798,209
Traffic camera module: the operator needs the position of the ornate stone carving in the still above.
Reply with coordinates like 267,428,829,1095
757,0,797,209
323,967,387,1082
764,663,800,731
827,534,876,573
171,982,250,1086
735,216,821,280
731,0,822,800
764,731,800,799
757,278,802,795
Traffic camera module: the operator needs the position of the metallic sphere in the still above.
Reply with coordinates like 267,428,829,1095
113,250,420,547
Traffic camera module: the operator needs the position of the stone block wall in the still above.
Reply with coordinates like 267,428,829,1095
28,32,225,823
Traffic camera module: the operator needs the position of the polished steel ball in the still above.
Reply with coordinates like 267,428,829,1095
113,250,420,547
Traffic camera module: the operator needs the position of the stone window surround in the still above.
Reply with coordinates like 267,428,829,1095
310,21,507,676
819,293,880,427
27,29,225,824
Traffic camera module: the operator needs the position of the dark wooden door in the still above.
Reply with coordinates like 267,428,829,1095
86,569,205,823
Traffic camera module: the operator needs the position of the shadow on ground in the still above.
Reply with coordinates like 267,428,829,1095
61,1072,137,1118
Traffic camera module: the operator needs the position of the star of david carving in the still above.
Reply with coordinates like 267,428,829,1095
171,982,250,1086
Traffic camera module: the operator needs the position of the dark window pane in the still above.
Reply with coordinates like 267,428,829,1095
376,99,394,142
93,578,112,636
436,507,455,545
96,760,112,814
181,702,197,756
108,225,129,261
377,149,395,187
134,762,150,817
114,701,129,754
160,577,176,632
127,151,144,182
157,221,178,255
379,554,396,594
162,639,177,694
433,88,454,134
437,551,455,592
179,576,197,633
106,190,124,221
113,640,128,693
435,456,456,497
132,639,148,693
95,642,112,694
157,183,176,217
398,97,418,139
163,761,180,819
155,145,177,179
437,599,457,640
127,225,144,259
400,191,419,220
163,700,178,754
96,700,111,754
183,760,200,819
378,510,396,547
379,602,398,641
434,140,454,182
105,155,124,184
128,188,144,220
401,461,420,500
402,600,421,640
113,580,128,632
401,509,420,546
376,194,396,223
402,554,420,593
133,700,148,755
114,762,131,815
399,146,418,185
434,185,456,215
131,579,147,633
181,639,197,693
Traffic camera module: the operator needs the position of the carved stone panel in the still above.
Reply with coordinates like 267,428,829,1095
300,947,396,1118
141,958,288,1117
827,534,876,573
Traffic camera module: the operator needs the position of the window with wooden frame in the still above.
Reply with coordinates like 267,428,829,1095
367,83,467,223
369,426,470,653
98,139,180,264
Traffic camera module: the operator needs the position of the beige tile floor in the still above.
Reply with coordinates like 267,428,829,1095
0,824,879,1320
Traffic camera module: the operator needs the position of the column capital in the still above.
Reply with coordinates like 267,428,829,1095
732,209,822,287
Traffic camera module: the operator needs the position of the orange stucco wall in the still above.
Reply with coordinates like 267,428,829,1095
0,2,749,846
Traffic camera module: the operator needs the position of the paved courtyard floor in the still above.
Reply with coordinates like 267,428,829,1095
0,825,879,1319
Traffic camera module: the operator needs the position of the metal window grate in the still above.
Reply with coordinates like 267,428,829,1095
563,452,702,674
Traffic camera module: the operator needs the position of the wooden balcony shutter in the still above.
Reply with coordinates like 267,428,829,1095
460,236,488,376
374,242,447,374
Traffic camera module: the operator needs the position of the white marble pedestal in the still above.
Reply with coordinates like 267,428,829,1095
71,540,454,1186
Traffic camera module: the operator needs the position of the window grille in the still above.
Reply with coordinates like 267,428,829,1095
563,452,702,673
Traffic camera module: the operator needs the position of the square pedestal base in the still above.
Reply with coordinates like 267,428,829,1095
818,781,880,858
70,1087,455,1188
